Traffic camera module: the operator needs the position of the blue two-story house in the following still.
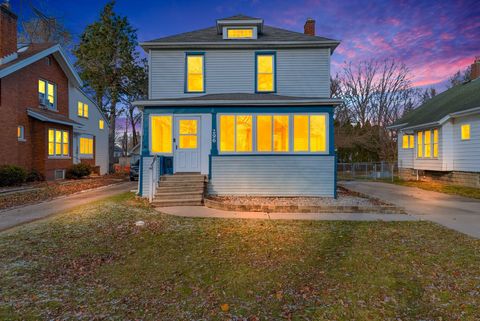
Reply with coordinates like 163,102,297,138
135,15,341,204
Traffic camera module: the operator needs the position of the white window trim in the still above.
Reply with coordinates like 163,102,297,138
415,128,439,159
460,124,471,141
48,128,69,158
148,114,174,156
39,79,57,111
17,125,26,142
79,135,94,159
217,113,330,155
223,26,258,39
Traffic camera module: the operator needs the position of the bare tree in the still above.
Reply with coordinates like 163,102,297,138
18,7,71,46
447,66,472,89
419,87,437,104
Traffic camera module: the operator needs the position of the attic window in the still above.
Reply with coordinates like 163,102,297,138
226,28,254,39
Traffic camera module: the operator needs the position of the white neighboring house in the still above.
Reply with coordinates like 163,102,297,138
68,86,109,174
389,57,480,188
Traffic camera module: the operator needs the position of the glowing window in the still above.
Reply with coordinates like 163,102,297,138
409,135,414,148
99,119,104,130
294,115,309,152
461,124,470,140
39,79,56,110
186,54,204,92
78,102,89,118
256,54,275,92
402,134,409,149
310,115,326,152
433,129,438,158
79,137,93,155
227,28,253,39
273,115,289,152
179,119,198,149
17,125,25,141
220,115,235,152
257,115,273,152
151,116,172,153
48,129,69,156
236,115,252,152
424,130,431,157
417,132,423,158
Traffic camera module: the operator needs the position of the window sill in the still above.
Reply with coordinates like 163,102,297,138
79,155,94,159
48,156,71,160
17,139,26,142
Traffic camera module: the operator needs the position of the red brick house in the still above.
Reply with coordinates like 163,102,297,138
0,3,109,180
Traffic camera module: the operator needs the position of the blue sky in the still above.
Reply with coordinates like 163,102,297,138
12,0,480,89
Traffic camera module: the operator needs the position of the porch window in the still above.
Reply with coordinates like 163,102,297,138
48,129,69,157
256,53,275,92
461,124,470,140
79,137,94,156
151,116,172,153
78,102,89,118
226,28,254,39
219,115,253,152
417,132,423,158
273,115,289,152
186,53,204,92
39,79,56,110
257,115,272,152
293,115,325,152
433,129,438,157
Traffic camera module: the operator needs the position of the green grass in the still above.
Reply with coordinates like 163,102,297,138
1,193,480,320
379,177,480,199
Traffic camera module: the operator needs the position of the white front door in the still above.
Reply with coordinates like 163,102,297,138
174,116,201,172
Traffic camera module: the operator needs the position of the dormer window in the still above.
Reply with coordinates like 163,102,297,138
226,28,254,39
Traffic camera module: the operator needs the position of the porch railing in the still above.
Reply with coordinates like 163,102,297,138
149,155,158,202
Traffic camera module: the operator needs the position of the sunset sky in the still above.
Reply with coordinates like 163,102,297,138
12,0,480,90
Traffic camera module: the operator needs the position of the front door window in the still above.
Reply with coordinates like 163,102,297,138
179,119,198,149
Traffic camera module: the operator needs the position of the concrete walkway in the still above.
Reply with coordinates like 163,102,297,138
0,182,136,232
341,181,480,238
156,206,418,222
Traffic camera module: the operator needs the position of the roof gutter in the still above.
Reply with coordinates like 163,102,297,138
133,98,343,107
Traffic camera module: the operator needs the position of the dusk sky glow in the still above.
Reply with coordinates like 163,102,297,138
12,0,480,90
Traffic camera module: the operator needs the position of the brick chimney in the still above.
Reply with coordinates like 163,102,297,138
0,0,17,59
471,56,480,80
304,18,315,36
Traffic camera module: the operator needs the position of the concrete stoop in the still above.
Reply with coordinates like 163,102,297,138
152,174,206,207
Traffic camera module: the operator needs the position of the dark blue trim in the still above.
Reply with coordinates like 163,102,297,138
328,110,335,155
208,154,212,180
255,51,276,93
143,106,334,114
184,52,206,94
138,155,143,196
211,154,333,157
211,112,218,156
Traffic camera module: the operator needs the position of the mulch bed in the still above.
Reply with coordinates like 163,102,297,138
205,186,404,214
0,175,128,211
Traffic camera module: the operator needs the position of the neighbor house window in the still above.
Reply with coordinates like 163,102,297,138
150,115,172,153
17,125,25,141
293,115,326,152
402,134,414,149
256,53,275,92
417,132,423,158
38,79,56,109
409,135,414,148
461,124,470,140
226,28,254,39
186,53,204,92
79,137,94,156
433,129,438,157
77,102,89,118
99,119,104,130
48,129,69,157
219,115,253,152
424,130,431,157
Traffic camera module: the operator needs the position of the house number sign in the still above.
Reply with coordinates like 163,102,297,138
212,129,217,143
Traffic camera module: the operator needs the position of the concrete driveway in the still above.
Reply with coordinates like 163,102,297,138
341,181,480,238
0,181,136,232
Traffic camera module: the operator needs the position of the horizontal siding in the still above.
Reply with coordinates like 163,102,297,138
413,127,443,171
451,115,480,172
208,156,335,197
398,132,414,168
150,48,330,99
140,157,160,197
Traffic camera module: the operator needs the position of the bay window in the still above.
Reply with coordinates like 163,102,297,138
48,129,69,157
219,114,328,154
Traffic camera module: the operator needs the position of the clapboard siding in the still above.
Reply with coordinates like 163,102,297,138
150,48,330,99
140,156,160,197
451,115,480,172
208,156,335,196
397,132,414,168
413,127,443,171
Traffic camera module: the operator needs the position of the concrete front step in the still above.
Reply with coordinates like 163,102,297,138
156,187,204,194
155,191,204,199
152,198,203,207
160,175,206,182
158,181,205,188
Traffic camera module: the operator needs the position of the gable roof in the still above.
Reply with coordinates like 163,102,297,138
27,108,82,127
392,79,480,130
142,18,340,51
0,43,83,87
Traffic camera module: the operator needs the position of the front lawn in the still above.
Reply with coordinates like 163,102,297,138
1,193,479,320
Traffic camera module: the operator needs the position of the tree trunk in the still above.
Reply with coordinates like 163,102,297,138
129,109,138,147
108,99,117,173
